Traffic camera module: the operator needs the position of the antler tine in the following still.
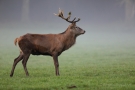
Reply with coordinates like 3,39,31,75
74,18,80,23
68,17,80,23
59,8,64,17
54,8,62,17
66,12,71,20
54,8,80,23
71,17,76,22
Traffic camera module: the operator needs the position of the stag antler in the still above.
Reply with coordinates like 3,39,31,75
54,8,80,23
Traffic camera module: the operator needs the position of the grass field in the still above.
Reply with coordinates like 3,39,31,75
0,24,135,90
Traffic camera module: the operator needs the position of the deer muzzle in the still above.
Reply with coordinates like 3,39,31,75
81,30,85,34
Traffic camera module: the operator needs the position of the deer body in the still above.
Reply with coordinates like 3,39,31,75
16,27,77,56
10,9,85,77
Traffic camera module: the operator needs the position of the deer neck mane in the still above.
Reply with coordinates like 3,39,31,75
60,28,76,51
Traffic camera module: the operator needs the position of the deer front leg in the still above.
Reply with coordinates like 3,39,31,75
53,55,60,76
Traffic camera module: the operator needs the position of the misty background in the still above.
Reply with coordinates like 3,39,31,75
0,0,135,51
0,0,135,24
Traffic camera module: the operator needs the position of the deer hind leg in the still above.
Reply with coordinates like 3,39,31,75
22,53,30,76
10,52,23,77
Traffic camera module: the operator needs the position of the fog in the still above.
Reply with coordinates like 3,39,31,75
0,0,135,50
0,0,129,23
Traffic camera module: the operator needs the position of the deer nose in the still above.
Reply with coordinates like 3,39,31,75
83,30,86,34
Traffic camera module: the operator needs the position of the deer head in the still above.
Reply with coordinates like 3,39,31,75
54,8,85,36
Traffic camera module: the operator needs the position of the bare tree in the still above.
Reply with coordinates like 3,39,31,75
22,0,30,22
120,0,135,23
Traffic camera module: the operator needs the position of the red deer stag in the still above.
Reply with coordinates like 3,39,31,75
10,8,85,77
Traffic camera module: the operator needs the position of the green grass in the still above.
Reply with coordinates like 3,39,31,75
0,43,135,90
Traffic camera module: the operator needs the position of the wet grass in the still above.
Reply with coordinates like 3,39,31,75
0,43,135,90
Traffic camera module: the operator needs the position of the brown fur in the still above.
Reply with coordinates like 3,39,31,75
10,23,85,77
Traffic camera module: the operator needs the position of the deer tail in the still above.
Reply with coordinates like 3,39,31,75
14,38,18,46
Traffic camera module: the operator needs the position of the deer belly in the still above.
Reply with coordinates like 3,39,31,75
31,49,52,56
